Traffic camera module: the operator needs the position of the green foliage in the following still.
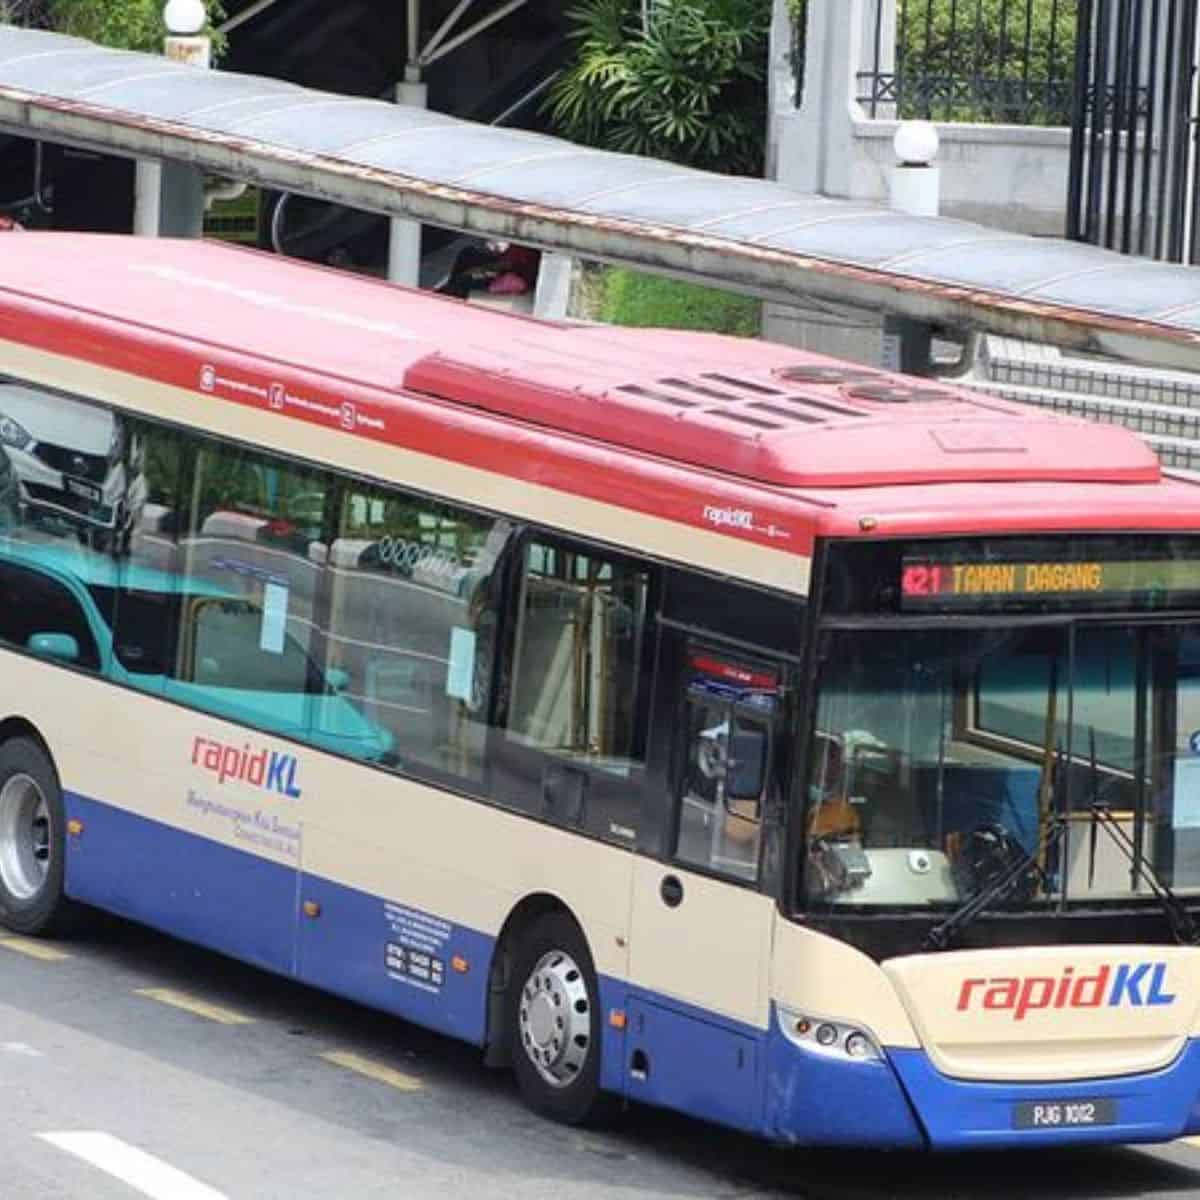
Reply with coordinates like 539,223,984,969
896,0,1077,124
2,0,226,56
599,267,760,337
547,0,771,176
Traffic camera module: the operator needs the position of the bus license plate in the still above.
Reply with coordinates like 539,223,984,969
1013,1099,1116,1129
64,476,102,504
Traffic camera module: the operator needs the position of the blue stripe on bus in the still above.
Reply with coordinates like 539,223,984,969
296,870,490,1047
63,792,491,1045
889,1041,1200,1149
65,792,299,977
59,793,1200,1147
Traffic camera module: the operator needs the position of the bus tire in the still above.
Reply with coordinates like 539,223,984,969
0,738,74,936
507,911,608,1125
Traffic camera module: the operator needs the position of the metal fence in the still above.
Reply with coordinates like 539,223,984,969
858,0,1079,125
1067,0,1200,265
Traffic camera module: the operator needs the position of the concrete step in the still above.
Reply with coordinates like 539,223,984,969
965,379,1200,441
979,336,1200,411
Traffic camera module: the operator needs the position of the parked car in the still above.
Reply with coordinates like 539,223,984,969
0,380,145,552
0,444,17,531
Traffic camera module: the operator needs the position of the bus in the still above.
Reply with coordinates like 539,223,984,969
3,232,1200,1151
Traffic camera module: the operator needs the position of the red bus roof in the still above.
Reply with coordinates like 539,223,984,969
2,233,1199,548
0,233,1161,488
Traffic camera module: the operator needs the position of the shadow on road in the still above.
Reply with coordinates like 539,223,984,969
32,914,1200,1200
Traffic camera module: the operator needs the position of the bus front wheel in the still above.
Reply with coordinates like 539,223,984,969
507,912,607,1125
0,738,74,936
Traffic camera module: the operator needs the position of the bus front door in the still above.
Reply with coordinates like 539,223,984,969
622,641,781,1132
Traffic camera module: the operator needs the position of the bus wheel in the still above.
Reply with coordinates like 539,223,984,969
508,912,606,1125
0,738,73,936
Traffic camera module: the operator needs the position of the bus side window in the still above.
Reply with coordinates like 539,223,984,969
326,485,514,784
0,561,101,672
506,540,650,774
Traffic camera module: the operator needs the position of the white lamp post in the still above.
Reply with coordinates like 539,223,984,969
889,120,941,218
163,0,211,68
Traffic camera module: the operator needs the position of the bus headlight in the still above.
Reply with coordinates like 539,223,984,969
777,1005,882,1062
0,414,31,451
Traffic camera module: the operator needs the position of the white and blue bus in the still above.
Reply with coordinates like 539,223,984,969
4,232,1200,1149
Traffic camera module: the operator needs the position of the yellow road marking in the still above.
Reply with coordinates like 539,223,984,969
134,988,254,1025
0,935,69,962
320,1050,423,1093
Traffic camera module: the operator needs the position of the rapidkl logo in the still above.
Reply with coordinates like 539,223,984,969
192,736,301,799
957,963,1176,1021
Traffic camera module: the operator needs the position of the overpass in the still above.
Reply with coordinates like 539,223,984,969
2,24,1200,374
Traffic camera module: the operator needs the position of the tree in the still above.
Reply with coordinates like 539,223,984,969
896,0,1077,124
1,0,226,55
547,0,771,176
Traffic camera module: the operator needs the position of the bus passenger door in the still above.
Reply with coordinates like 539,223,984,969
624,639,782,1131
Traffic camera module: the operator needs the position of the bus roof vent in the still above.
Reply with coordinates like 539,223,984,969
402,350,1162,488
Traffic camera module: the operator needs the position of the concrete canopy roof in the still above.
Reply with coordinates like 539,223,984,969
2,24,1200,372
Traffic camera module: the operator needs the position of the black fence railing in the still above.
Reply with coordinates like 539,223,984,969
859,0,1079,126
1067,0,1200,265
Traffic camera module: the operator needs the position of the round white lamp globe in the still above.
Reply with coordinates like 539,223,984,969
893,120,939,167
163,0,206,35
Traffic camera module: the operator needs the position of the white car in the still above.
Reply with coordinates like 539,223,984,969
0,381,144,551
0,444,16,531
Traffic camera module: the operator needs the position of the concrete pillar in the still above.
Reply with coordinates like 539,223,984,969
763,0,883,365
533,252,573,321
388,76,427,287
134,7,209,237
135,160,206,237
789,0,867,196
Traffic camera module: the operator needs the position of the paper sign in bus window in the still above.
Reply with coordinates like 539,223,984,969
446,626,476,701
260,581,289,654
1175,750,1200,829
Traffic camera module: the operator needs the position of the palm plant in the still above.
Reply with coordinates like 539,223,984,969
547,0,771,176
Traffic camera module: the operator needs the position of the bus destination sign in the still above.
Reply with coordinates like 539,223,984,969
900,557,1200,610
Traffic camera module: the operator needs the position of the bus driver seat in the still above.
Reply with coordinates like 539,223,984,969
806,734,862,841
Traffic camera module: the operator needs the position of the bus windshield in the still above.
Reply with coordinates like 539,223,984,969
803,620,1200,911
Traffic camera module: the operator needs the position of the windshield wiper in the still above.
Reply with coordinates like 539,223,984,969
1087,805,1198,945
923,812,1067,952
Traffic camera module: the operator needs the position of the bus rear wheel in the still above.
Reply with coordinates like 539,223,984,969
507,912,608,1125
0,738,74,936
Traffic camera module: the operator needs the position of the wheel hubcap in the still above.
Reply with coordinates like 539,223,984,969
0,773,50,902
518,948,591,1089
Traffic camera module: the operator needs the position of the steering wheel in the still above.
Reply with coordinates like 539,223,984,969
952,821,1042,903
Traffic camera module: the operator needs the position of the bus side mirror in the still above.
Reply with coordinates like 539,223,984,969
726,727,767,801
27,632,79,662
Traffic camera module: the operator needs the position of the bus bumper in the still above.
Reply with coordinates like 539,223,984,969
764,1018,1200,1149
888,1039,1200,1150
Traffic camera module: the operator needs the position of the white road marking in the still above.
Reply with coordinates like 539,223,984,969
38,1132,228,1200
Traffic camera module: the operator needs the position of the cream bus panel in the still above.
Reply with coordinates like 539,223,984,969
884,945,1200,1082
0,645,635,980
770,921,919,1048
629,856,773,1028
